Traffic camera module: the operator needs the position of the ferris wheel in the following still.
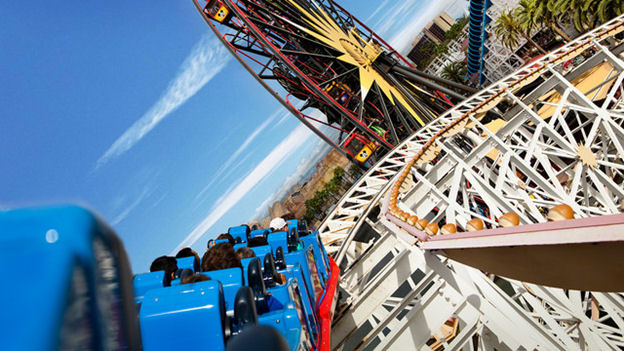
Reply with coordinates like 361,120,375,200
194,0,475,165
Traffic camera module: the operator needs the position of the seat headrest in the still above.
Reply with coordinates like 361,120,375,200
225,325,289,351
247,258,268,314
274,247,286,270
262,253,279,286
287,227,300,252
174,268,194,281
297,219,309,236
234,286,258,331
228,225,250,243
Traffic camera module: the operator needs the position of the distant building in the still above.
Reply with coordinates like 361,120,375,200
424,30,468,77
407,35,435,67
407,12,456,67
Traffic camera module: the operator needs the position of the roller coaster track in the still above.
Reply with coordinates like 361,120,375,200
325,15,624,350
320,13,624,255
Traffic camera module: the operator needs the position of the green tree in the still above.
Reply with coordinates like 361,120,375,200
494,9,547,54
348,164,362,181
324,177,342,201
333,166,345,183
441,61,467,84
552,0,596,32
516,0,572,42
590,0,624,23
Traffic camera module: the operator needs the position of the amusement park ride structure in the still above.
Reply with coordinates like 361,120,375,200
195,0,476,165
197,0,624,349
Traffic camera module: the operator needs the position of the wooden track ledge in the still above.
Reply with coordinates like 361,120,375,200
420,214,624,292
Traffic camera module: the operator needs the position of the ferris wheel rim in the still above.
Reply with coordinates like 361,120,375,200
221,0,399,150
193,0,354,161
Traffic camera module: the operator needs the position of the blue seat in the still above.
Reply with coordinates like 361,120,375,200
215,238,230,245
140,280,228,351
287,219,299,236
287,226,302,252
204,267,244,311
249,228,269,240
176,256,199,272
291,219,309,236
257,286,314,351
240,257,255,283
134,271,168,303
268,231,288,254
250,245,272,258
0,205,140,350
228,225,249,243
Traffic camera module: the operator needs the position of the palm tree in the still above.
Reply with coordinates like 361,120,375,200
552,0,596,32
591,0,624,23
441,61,467,84
516,0,572,42
494,10,547,54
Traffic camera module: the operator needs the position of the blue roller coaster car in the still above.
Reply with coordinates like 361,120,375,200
0,205,340,351
0,206,140,350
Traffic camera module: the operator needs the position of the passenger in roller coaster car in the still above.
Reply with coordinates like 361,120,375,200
236,246,256,259
204,0,231,23
150,255,179,281
201,242,243,272
217,232,236,245
269,217,289,233
247,236,268,247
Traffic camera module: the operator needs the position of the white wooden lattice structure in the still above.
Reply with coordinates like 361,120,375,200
324,14,624,350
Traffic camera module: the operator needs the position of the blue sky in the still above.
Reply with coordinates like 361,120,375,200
1,0,466,272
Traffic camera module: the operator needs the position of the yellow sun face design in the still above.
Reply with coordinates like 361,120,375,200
283,0,426,126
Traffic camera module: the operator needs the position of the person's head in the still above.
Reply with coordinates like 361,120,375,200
269,217,288,233
201,242,242,272
216,233,235,245
176,247,201,264
236,246,256,259
150,256,178,280
181,274,211,285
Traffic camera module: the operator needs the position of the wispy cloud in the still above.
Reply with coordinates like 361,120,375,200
95,34,230,169
193,108,283,203
170,124,313,254
110,184,155,225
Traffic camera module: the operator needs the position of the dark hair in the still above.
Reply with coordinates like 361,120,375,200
181,274,211,285
175,247,195,258
216,233,235,245
247,236,268,248
149,256,178,276
236,246,256,259
201,243,242,272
